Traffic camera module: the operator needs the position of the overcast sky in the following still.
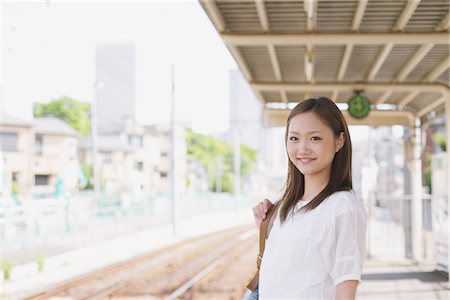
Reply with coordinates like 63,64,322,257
1,0,237,133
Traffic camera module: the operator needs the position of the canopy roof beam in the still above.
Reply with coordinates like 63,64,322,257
255,0,269,32
417,95,447,117
435,12,450,31
202,0,225,32
351,0,368,31
222,33,448,46
366,44,394,82
377,90,393,104
393,0,421,32
252,83,449,95
264,109,416,127
338,45,353,82
268,44,282,81
398,90,420,107
424,57,450,82
395,44,434,82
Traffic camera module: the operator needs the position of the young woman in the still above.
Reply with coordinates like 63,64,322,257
253,97,367,300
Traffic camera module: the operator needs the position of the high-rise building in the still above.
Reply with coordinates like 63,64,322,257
229,70,263,150
95,43,135,133
228,70,286,199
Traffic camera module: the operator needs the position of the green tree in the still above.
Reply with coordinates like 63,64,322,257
423,133,448,193
185,128,257,193
432,133,447,152
33,96,91,136
80,163,94,190
423,153,432,193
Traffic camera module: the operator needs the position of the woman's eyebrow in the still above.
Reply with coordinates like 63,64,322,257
288,130,323,134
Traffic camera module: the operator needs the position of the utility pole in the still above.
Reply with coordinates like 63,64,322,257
230,72,241,209
170,64,177,236
215,156,223,193
233,129,241,209
91,81,103,202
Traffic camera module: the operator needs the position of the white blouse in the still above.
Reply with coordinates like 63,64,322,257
259,191,367,300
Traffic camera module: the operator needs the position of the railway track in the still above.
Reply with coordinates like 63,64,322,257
107,228,257,299
22,225,256,300
165,229,258,300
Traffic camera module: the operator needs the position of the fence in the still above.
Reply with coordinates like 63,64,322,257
367,193,433,261
0,192,254,264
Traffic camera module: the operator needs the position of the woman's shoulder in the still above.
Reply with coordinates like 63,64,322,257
323,190,366,216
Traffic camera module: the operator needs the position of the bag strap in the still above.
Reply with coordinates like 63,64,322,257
256,200,281,271
246,200,282,291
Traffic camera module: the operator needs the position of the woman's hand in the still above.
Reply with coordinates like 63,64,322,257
252,199,273,229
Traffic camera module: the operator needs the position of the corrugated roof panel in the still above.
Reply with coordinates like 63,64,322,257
385,91,412,105
405,44,450,82
404,0,450,32
315,45,345,82
335,91,354,103
436,68,449,86
359,0,407,32
286,92,334,102
261,91,282,102
216,1,262,32
306,92,334,100
408,91,443,111
316,0,357,32
265,1,306,32
286,91,305,102
363,91,386,103
374,45,420,82
344,45,381,82
239,46,276,81
276,45,306,82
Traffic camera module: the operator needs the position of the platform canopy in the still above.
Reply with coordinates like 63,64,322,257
199,0,450,127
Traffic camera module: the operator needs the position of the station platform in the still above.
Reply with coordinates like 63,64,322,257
241,260,449,300
358,260,448,300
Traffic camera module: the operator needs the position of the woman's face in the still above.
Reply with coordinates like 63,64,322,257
286,111,344,179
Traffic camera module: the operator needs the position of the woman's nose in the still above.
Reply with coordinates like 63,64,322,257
297,140,310,154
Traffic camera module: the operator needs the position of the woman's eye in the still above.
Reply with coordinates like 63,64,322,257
311,136,321,141
289,136,298,141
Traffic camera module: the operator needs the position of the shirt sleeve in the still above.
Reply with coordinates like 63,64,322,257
318,208,367,286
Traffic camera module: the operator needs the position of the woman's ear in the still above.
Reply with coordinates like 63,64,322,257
335,132,345,153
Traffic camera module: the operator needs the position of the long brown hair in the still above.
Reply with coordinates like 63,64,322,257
279,97,352,223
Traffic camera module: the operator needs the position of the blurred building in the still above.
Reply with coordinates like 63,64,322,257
79,119,187,197
32,118,81,195
0,108,189,200
0,115,81,198
144,123,187,194
95,43,136,133
228,70,285,199
0,113,34,198
229,70,263,150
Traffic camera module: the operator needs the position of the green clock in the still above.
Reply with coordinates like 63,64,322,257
348,95,371,119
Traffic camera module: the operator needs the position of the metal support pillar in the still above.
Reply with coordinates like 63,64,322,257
446,93,450,287
403,127,413,259
411,118,423,262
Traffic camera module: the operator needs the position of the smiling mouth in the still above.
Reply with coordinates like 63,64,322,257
298,158,316,163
